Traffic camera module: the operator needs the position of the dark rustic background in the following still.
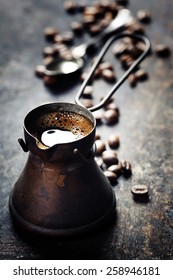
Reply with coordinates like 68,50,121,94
0,0,173,259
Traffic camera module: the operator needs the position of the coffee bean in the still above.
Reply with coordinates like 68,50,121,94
95,133,101,141
121,160,132,177
43,27,59,41
81,99,93,108
104,170,118,185
43,56,54,66
104,102,119,115
43,46,55,57
83,85,93,98
128,73,137,87
101,69,116,82
137,9,151,23
155,44,171,57
71,21,84,34
108,134,120,149
89,24,102,35
108,164,122,176
35,65,46,78
95,140,106,155
102,150,118,166
131,184,149,195
135,69,148,81
99,61,114,71
64,0,78,13
104,109,119,125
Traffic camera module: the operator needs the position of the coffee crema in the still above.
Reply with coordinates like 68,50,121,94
30,110,93,147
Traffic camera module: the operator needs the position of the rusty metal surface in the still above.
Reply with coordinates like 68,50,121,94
0,0,173,259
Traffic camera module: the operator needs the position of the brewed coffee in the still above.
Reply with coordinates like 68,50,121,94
31,110,93,147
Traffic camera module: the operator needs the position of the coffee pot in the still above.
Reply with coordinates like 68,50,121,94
9,33,151,237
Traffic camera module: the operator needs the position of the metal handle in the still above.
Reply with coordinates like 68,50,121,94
75,32,151,112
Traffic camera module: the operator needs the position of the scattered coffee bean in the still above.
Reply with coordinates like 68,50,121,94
104,102,119,115
155,44,171,57
108,164,122,176
135,69,148,81
43,56,54,66
137,9,151,23
121,160,132,177
43,26,59,41
81,99,93,108
128,73,137,87
71,21,84,34
104,170,118,185
95,133,101,141
43,46,55,57
101,69,116,82
35,65,46,78
99,61,114,71
104,109,119,125
95,139,106,155
64,0,78,13
108,134,120,149
131,184,149,195
83,85,93,98
102,150,118,166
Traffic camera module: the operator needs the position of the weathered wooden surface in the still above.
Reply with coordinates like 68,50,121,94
0,0,173,259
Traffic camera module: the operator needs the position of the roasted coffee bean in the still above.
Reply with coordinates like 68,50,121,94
95,139,106,155
83,85,93,98
43,27,59,41
95,133,101,141
137,9,151,23
104,109,119,125
99,61,114,71
104,170,118,185
43,46,55,57
83,6,102,18
35,65,46,78
101,69,116,82
43,56,54,66
131,184,149,195
128,73,137,87
81,99,93,108
108,164,122,176
127,22,145,35
121,160,132,177
89,24,102,35
71,21,84,34
64,0,78,13
104,102,119,115
155,44,171,57
108,134,120,149
135,69,148,81
102,150,118,166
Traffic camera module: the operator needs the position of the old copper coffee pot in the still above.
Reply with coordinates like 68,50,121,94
9,33,150,237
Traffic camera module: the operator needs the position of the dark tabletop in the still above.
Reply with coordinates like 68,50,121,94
0,0,173,260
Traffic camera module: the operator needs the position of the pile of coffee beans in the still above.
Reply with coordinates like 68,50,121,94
35,0,171,87
94,132,132,186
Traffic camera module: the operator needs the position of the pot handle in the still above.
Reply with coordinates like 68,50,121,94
75,32,151,112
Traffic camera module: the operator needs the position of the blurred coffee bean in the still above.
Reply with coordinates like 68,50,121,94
155,44,171,57
95,133,101,141
135,69,148,81
35,65,46,78
95,139,106,155
83,85,93,98
71,21,84,34
95,157,104,169
43,26,59,41
108,164,122,176
99,61,114,71
104,109,119,125
104,170,118,185
137,9,151,23
121,160,132,177
102,150,118,166
128,73,137,87
104,102,119,115
131,184,149,195
101,69,116,82
108,134,120,149
64,0,78,13
43,46,55,57
43,56,54,66
81,99,93,108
